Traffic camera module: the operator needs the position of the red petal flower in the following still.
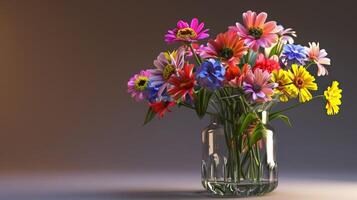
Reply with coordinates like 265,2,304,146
253,53,280,73
168,63,195,101
149,101,175,118
225,63,241,81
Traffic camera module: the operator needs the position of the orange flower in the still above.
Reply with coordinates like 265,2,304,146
201,31,247,66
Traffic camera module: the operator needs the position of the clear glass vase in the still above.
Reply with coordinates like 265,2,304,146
201,111,278,197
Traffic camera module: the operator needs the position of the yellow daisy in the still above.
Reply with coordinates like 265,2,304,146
287,64,318,102
271,69,297,102
324,81,342,115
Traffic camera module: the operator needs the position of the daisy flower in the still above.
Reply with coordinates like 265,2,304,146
200,31,247,65
253,53,280,73
287,64,318,102
127,70,151,101
165,18,209,44
168,63,195,101
229,10,278,51
305,42,331,76
276,25,296,44
149,48,185,96
271,69,296,102
149,101,176,118
243,68,277,103
324,81,342,115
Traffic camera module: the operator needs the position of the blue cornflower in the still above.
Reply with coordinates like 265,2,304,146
196,59,225,90
146,83,171,103
282,44,307,65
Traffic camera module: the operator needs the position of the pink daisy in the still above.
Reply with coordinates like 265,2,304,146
229,10,278,51
127,70,151,101
305,42,331,76
165,18,209,44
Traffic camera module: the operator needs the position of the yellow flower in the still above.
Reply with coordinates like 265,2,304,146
287,64,318,102
271,69,297,102
324,81,342,115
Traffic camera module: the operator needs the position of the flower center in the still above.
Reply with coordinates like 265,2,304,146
294,77,304,88
176,28,197,39
163,64,176,80
134,76,149,91
248,27,263,39
219,48,234,60
253,84,262,92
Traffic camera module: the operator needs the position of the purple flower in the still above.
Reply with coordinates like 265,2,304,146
149,48,185,97
165,18,209,44
243,69,277,103
127,70,151,101
196,59,225,90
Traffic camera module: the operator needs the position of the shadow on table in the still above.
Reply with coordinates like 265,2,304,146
56,190,215,199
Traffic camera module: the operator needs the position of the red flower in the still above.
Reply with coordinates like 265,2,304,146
150,101,175,118
253,53,280,73
168,63,195,101
225,63,240,81
228,64,251,87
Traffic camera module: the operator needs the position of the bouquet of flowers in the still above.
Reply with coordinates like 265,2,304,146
127,10,342,196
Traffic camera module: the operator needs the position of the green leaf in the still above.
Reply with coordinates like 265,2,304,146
268,43,279,57
143,107,156,125
247,51,258,67
249,123,265,147
270,114,292,127
236,113,256,136
194,88,213,119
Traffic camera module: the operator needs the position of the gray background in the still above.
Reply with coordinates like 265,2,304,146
1,0,356,177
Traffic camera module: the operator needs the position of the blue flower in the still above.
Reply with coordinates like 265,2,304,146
282,44,307,65
196,59,225,90
146,83,171,103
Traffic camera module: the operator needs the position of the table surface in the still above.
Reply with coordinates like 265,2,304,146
0,172,356,200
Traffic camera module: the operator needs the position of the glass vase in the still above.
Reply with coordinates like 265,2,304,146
201,111,278,197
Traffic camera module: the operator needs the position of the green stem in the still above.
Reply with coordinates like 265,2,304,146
188,43,202,65
305,61,314,69
271,95,324,116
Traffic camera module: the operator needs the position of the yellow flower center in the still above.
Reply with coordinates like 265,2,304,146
176,28,197,39
134,76,149,91
294,77,304,89
163,64,176,80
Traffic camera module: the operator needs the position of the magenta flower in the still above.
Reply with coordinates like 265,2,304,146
127,70,151,101
243,69,277,103
229,10,278,51
165,18,209,44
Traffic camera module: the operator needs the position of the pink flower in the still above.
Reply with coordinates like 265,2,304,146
305,42,331,76
243,69,277,103
229,10,278,51
165,18,209,44
276,25,296,44
127,70,151,101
